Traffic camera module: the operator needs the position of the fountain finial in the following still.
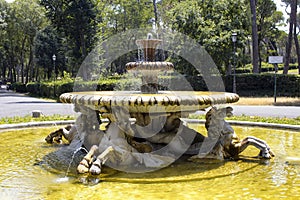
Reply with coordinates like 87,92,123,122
126,37,172,93
136,38,162,62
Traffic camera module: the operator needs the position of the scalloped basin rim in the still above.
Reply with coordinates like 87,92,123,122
60,91,239,113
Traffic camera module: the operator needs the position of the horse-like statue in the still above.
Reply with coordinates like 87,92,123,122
45,106,274,175
188,106,275,161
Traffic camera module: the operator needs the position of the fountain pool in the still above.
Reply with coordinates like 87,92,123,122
0,125,299,199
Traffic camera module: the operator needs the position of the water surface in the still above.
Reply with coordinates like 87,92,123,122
0,126,299,199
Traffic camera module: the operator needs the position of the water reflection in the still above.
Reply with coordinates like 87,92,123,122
0,126,299,199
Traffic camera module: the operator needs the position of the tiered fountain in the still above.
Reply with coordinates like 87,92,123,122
0,36,295,199
60,38,239,124
47,36,241,174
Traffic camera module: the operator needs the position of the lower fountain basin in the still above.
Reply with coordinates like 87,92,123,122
60,91,239,113
0,125,299,199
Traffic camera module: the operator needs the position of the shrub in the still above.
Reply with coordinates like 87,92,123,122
11,82,27,93
226,74,300,97
22,73,300,98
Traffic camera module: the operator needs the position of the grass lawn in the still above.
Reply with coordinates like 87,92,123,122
0,114,75,125
1,113,299,126
0,97,299,126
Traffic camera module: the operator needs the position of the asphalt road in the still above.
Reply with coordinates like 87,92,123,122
0,88,76,118
231,105,300,118
0,87,299,118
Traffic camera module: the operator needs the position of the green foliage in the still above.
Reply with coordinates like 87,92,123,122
11,82,27,93
0,114,74,125
0,0,48,83
23,73,300,99
1,112,298,126
34,25,65,80
0,0,297,88
240,62,299,73
93,0,155,75
61,71,73,82
227,74,300,97
163,0,250,74
39,0,98,80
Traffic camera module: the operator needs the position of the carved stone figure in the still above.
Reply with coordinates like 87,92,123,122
189,106,275,161
45,105,274,176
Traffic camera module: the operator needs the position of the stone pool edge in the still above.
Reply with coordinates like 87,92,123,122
0,119,299,131
184,119,300,131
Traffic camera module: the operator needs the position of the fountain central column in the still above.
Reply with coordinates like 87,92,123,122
126,39,173,94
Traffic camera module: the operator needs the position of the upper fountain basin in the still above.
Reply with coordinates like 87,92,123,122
135,39,162,49
60,91,239,113
126,61,174,71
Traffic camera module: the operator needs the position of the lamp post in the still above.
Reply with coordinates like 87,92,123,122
52,54,56,97
52,54,56,79
231,32,237,93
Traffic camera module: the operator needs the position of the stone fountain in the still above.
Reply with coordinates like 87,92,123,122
45,37,273,176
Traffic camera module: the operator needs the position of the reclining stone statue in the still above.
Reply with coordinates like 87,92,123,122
45,105,274,175
188,106,275,161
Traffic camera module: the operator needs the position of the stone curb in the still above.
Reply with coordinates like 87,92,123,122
183,119,300,131
0,120,75,131
0,119,299,131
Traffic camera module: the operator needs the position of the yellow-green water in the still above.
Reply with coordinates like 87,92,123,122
0,126,300,200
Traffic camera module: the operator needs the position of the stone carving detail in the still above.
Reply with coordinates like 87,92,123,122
45,106,274,175
189,106,275,161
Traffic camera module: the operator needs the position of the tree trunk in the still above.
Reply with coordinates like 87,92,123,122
35,64,39,82
250,0,259,73
80,31,88,81
1,62,7,80
20,36,27,83
294,0,300,75
284,0,297,74
294,12,300,75
153,0,158,29
12,65,16,83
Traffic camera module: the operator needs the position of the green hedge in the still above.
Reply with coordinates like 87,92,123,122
224,74,300,97
239,63,299,73
11,82,27,93
12,74,300,99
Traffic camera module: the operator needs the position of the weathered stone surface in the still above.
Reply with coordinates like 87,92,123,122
60,91,239,113
126,61,174,71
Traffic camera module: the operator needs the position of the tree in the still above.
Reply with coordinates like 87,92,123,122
40,0,98,80
94,0,154,74
34,26,66,80
255,0,282,69
250,0,259,73
1,0,47,84
0,0,9,81
293,1,300,75
283,0,297,74
162,0,250,75
296,10,300,74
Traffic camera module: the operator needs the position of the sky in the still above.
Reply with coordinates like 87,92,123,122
274,0,289,19
274,0,290,32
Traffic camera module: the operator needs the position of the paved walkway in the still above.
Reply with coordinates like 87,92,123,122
0,87,299,119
